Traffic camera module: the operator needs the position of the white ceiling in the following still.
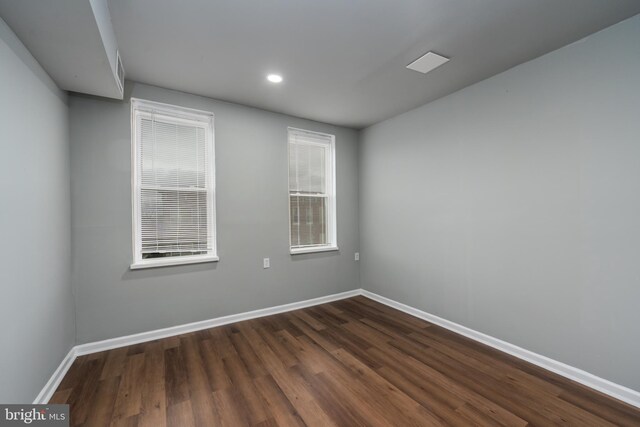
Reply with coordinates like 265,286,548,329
2,1,640,128
0,0,123,99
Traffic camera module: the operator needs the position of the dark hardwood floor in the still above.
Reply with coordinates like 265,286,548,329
51,296,640,426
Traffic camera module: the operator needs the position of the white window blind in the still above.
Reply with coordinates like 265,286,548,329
288,128,337,253
131,99,217,269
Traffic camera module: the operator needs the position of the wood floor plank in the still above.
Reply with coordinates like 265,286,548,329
100,347,129,381
253,374,306,427
58,355,89,393
284,312,341,353
68,357,106,426
198,338,233,391
255,322,299,368
166,400,195,427
229,330,269,379
49,388,72,404
455,402,505,427
423,345,619,426
110,352,145,423
231,377,269,424
231,382,270,425
407,328,567,395
394,340,613,426
235,321,289,373
109,414,138,427
295,331,438,426
374,365,470,427
277,330,326,375
557,389,640,427
222,354,254,389
211,387,251,427
211,326,271,425
180,335,219,426
374,353,528,427
52,297,640,426
351,295,434,329
314,368,407,427
337,298,425,335
163,347,189,407
271,365,339,427
317,301,344,316
330,347,449,427
208,325,238,359
83,376,121,427
291,309,327,331
138,341,166,427
306,306,349,328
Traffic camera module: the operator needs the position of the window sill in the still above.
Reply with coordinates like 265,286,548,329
290,246,339,255
130,255,219,270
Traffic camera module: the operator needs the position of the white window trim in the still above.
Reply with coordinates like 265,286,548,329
287,127,338,255
130,254,220,270
290,246,339,255
130,98,218,269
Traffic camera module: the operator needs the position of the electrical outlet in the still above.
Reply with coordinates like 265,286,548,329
355,252,360,261
263,258,270,269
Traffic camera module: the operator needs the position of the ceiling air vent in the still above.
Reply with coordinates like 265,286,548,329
406,51,449,74
115,50,125,94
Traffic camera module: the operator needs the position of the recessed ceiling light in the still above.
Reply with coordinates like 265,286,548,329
406,52,449,74
267,74,283,83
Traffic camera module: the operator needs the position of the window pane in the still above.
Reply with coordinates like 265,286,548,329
290,195,327,247
140,189,209,257
289,142,326,194
140,118,207,189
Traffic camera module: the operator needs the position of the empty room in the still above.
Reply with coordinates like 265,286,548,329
1,0,640,425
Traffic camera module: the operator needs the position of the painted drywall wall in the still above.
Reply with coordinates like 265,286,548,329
69,82,359,344
359,15,640,390
0,17,75,402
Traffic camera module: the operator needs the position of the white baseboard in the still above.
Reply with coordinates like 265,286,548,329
360,289,640,409
33,347,77,404
74,289,360,356
35,287,640,409
34,289,360,401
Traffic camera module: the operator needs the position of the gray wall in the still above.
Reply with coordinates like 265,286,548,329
359,15,640,390
0,18,75,402
70,82,360,344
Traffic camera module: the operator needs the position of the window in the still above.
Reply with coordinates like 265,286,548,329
288,127,337,254
130,98,217,269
